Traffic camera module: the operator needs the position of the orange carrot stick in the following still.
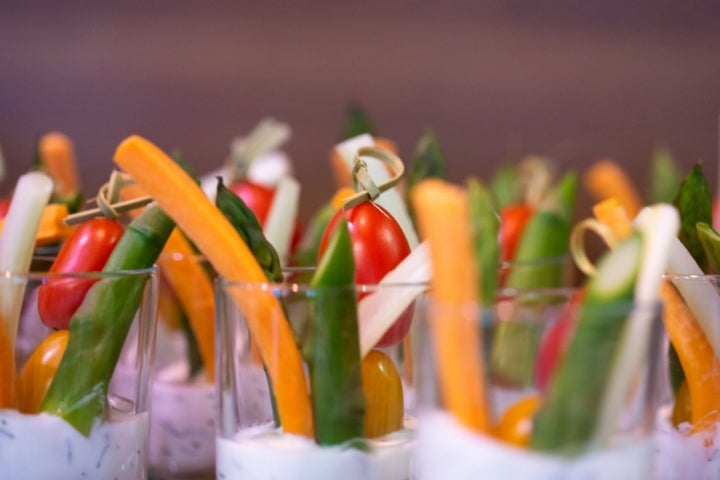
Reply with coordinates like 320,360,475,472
584,160,642,219
39,132,80,196
411,179,491,433
158,231,216,380
114,135,313,438
593,198,633,240
0,317,16,409
661,283,720,429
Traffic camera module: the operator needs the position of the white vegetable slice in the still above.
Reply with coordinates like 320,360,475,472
358,241,431,356
262,176,300,264
335,134,420,249
0,172,53,343
593,204,679,446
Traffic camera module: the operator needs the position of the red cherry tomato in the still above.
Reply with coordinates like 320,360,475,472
37,218,124,330
319,201,412,347
0,197,11,219
229,180,302,253
535,290,584,391
499,204,534,262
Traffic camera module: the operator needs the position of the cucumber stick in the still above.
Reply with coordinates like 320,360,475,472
506,211,570,289
530,232,642,455
308,221,365,446
42,205,175,436
467,178,499,305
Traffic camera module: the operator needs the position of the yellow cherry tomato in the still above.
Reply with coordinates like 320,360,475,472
17,330,69,413
672,380,692,427
362,349,404,438
496,395,541,447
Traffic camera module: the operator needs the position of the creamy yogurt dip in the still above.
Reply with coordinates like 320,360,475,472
0,409,148,480
415,410,651,480
148,363,216,478
216,423,413,480
652,407,720,480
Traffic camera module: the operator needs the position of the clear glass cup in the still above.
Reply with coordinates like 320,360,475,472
652,274,720,480
146,251,217,479
0,261,158,480
215,269,426,480
414,289,664,480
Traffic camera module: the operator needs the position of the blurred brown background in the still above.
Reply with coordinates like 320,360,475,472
1,1,719,219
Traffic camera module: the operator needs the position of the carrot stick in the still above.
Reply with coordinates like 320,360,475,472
39,132,80,196
584,160,642,219
0,313,16,409
114,135,313,438
661,283,720,429
158,230,216,380
411,179,490,433
593,198,633,240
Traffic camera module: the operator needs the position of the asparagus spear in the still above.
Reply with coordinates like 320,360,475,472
41,205,174,436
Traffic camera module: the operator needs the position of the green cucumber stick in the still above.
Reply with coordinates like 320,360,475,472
506,173,577,290
215,177,283,282
697,222,720,273
673,163,712,272
42,205,175,436
530,233,642,455
650,148,681,203
309,221,365,446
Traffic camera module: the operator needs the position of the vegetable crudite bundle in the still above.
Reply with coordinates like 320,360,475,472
115,134,429,479
0,165,174,480
576,163,720,479
411,173,677,479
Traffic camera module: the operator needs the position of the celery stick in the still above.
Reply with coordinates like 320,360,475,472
467,178,499,305
262,176,300,263
0,172,53,343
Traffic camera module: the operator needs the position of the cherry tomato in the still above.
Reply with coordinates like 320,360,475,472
229,180,302,253
535,290,584,391
0,197,10,219
37,217,124,329
495,395,541,447
17,330,69,413
361,349,404,438
499,203,534,262
319,201,412,346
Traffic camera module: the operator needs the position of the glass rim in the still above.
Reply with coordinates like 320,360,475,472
499,253,571,269
0,264,158,281
663,273,720,281
217,275,429,292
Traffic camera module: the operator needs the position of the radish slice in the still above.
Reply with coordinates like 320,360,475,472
263,176,300,264
358,241,431,356
336,134,420,249
0,172,53,343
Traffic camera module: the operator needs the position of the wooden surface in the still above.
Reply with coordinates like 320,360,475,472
1,1,720,219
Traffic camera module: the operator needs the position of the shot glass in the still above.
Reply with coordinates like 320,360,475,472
414,289,664,480
145,251,217,479
652,274,720,480
215,270,426,480
0,262,158,480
